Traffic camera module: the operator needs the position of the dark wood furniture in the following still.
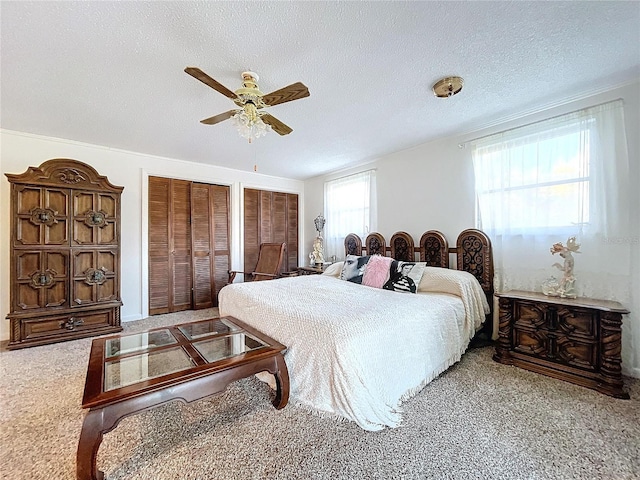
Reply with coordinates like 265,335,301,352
243,188,298,275
294,265,329,275
344,229,494,321
5,159,123,349
493,290,629,398
148,177,231,314
229,242,286,282
77,316,289,480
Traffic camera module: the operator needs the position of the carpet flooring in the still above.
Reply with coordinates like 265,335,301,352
0,308,638,480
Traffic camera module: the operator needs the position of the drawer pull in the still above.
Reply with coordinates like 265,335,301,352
60,317,84,330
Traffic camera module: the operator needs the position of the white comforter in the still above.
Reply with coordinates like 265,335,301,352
218,270,489,431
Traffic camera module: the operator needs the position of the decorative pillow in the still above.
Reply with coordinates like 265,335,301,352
340,255,371,284
382,261,426,294
322,261,343,277
362,255,393,288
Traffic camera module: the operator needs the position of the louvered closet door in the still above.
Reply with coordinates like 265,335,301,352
148,177,193,314
190,183,230,308
170,180,192,312
210,185,231,303
149,177,171,314
149,177,230,314
243,189,260,274
286,194,298,271
243,189,298,274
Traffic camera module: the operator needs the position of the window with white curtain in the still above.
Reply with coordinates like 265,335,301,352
324,170,377,260
474,123,592,233
471,100,635,356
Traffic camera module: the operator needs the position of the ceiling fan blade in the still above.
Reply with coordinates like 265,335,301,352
185,67,238,100
262,82,310,107
261,114,293,135
200,110,237,125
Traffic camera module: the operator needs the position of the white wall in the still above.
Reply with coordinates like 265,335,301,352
0,130,305,340
304,81,640,378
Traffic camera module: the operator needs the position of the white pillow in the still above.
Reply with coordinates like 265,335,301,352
322,262,343,277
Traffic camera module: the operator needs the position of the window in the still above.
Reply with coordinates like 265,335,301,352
473,118,594,234
324,170,377,259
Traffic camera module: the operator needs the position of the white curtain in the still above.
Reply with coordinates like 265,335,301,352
472,100,638,375
324,170,377,260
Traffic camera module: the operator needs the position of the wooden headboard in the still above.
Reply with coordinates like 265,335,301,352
344,229,494,313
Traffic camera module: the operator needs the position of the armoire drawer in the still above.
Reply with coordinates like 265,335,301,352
8,307,122,349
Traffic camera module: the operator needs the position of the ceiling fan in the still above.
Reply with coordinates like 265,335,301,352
185,67,310,141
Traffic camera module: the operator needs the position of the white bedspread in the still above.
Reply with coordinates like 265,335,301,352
218,272,489,431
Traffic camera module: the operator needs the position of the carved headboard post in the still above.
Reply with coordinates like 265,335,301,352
344,234,362,256
456,229,494,314
419,230,449,268
364,232,386,256
389,231,414,262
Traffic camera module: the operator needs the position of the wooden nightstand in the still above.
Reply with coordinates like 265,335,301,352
294,266,328,275
494,290,629,399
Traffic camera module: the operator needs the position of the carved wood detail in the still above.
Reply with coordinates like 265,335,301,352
600,311,625,390
364,232,386,256
389,231,414,262
344,234,362,256
456,229,493,294
419,230,449,267
5,159,123,193
493,296,514,363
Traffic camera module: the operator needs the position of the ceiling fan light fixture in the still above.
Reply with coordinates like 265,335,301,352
231,103,271,143
432,76,464,98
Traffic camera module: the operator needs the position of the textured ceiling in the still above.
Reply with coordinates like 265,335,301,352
1,1,639,180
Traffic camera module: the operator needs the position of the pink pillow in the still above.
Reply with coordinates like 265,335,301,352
362,255,393,288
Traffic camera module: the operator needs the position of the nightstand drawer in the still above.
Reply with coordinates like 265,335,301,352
556,306,597,339
513,327,597,371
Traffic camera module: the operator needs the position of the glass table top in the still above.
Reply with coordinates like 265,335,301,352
193,333,267,364
99,318,269,392
178,317,241,340
105,329,177,358
104,346,194,391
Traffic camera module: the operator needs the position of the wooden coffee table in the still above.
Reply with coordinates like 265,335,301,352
76,316,289,480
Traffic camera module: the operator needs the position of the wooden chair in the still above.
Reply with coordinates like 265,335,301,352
228,242,287,283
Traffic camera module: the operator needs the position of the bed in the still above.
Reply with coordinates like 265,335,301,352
218,229,493,431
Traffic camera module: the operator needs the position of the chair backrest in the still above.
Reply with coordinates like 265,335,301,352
253,242,286,281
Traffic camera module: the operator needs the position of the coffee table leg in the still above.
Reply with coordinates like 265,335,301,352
271,353,290,410
77,408,106,480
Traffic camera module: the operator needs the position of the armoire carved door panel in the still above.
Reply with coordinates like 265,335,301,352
72,249,118,305
14,250,69,310
6,159,123,349
14,185,69,246
148,177,230,315
244,189,298,274
72,191,118,245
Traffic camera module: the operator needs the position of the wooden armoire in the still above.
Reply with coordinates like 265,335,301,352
243,189,298,274
5,159,123,349
148,177,230,315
